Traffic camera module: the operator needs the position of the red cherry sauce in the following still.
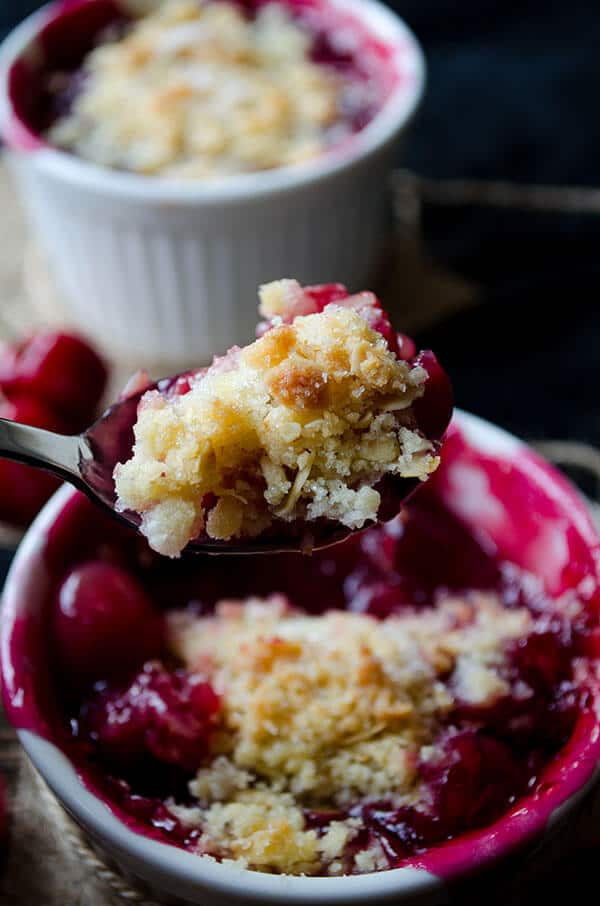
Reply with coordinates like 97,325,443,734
6,0,122,150
4,0,407,154
3,417,600,876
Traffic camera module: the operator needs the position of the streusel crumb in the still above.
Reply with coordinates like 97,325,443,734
114,283,440,556
165,592,532,873
46,0,362,177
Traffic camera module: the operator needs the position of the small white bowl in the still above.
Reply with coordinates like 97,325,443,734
0,0,425,367
3,411,600,904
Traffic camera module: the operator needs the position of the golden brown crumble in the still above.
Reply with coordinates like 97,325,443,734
166,592,531,874
114,283,439,557
47,0,354,177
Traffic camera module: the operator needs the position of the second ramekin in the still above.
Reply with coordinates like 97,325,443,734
0,0,425,368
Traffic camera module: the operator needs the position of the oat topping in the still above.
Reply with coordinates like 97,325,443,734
47,0,371,177
114,282,440,557
166,592,532,873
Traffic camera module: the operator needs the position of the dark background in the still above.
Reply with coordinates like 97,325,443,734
3,0,600,445
400,0,600,449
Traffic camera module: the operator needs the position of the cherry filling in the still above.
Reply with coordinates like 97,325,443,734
79,663,220,773
29,462,593,872
356,731,530,863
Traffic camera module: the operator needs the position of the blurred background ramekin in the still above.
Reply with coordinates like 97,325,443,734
0,0,425,370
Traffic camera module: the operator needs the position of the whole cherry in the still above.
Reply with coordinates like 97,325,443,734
0,395,67,525
0,331,107,426
52,561,164,687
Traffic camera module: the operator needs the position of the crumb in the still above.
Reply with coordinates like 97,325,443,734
165,592,532,874
115,289,438,557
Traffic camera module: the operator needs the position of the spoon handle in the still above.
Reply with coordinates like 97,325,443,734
0,418,83,485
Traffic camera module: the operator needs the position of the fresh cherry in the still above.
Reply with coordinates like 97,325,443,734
52,561,164,686
0,395,67,525
0,331,107,425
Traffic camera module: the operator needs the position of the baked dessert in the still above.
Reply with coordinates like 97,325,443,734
113,279,452,556
45,0,386,178
163,591,532,873
31,429,594,876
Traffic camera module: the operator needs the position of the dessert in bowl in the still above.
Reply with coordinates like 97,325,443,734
2,410,600,903
0,0,424,362
12,0,401,178
45,0,391,179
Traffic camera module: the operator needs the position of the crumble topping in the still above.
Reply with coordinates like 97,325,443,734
166,592,532,873
114,285,440,556
46,0,367,177
188,791,362,874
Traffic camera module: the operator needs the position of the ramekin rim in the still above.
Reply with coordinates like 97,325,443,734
0,0,425,204
3,410,600,902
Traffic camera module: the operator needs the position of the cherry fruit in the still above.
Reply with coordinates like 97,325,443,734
0,395,66,524
0,331,107,426
53,561,164,686
81,662,219,772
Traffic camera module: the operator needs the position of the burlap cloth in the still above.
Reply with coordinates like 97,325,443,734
1,156,599,903
0,759,163,906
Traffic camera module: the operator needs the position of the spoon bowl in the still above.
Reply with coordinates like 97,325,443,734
0,341,453,556
0,385,403,555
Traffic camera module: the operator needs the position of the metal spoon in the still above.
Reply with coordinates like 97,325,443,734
0,386,356,555
0,350,452,557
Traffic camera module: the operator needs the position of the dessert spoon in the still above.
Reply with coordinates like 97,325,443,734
0,386,364,555
0,345,453,556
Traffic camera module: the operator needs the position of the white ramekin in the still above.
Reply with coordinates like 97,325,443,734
0,0,425,368
3,411,600,905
